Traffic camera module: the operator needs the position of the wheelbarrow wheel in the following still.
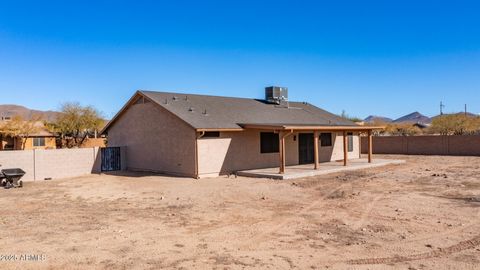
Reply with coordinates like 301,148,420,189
18,180,23,188
5,181,12,189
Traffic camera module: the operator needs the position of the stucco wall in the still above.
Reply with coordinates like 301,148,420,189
107,101,196,177
329,132,360,161
0,136,56,150
197,130,360,176
197,129,295,176
18,137,56,150
80,138,106,148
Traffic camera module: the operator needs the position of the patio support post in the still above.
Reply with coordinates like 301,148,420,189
358,132,362,159
279,131,286,174
313,131,319,170
343,130,348,166
368,130,373,163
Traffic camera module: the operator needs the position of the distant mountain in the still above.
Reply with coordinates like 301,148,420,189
364,115,393,123
393,112,431,124
0,104,60,122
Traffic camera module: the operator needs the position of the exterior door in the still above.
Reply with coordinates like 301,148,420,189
298,133,314,164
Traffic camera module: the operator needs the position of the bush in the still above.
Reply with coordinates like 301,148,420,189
366,120,423,136
429,114,480,135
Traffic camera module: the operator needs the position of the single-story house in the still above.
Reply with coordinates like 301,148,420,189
102,87,380,178
0,121,56,150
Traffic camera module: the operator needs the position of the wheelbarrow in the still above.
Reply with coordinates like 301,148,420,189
0,168,26,189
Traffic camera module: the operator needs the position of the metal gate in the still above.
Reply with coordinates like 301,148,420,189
101,147,121,172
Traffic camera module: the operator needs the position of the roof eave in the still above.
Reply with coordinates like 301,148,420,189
240,124,385,131
195,128,244,132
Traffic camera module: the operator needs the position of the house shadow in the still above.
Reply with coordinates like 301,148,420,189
92,147,193,179
100,170,194,180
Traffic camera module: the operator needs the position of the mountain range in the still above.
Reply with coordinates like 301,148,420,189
365,111,478,124
1,104,476,126
364,115,393,123
0,105,60,122
392,111,431,124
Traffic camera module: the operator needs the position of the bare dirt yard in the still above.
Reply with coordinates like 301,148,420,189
1,155,480,269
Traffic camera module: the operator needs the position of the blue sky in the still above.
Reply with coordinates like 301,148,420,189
0,1,479,119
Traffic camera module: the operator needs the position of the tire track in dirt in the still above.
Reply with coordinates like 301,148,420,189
240,183,350,250
401,201,480,245
351,194,383,230
346,234,480,265
363,199,480,246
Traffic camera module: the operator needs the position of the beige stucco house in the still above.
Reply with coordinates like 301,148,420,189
103,88,379,178
0,121,57,150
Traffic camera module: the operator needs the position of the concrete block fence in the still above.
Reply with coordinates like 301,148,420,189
0,147,102,181
361,135,480,156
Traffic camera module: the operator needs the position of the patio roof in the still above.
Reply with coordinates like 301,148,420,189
239,123,384,131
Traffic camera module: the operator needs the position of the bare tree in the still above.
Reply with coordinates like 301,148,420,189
0,115,41,149
50,102,104,148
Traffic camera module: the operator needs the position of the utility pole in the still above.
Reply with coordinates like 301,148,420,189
440,101,445,115
465,104,467,116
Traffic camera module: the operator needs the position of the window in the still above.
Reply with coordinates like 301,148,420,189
347,132,353,152
203,131,220,138
320,133,332,147
33,137,45,147
260,132,279,153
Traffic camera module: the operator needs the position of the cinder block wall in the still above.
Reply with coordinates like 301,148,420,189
0,151,35,180
0,147,103,181
361,135,480,156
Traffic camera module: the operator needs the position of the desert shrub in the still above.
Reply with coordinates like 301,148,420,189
429,114,480,135
366,120,422,136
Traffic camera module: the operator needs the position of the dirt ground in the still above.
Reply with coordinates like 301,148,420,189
1,155,479,269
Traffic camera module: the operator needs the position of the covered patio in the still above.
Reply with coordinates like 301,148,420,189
237,158,405,180
238,124,386,179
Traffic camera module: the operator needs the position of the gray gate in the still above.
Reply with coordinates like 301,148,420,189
101,147,121,172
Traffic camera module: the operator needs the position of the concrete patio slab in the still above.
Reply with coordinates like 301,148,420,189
236,158,405,180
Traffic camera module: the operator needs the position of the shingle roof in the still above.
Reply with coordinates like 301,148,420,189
139,90,356,129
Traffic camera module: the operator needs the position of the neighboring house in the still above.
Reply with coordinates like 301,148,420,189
102,87,380,178
0,121,56,150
